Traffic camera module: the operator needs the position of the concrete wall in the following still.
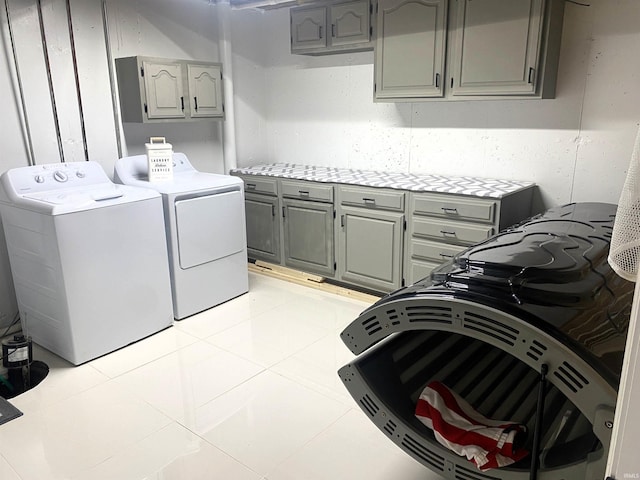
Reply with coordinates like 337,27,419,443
231,0,640,214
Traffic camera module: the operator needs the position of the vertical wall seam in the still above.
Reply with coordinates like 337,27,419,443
3,0,35,165
65,0,88,162
35,0,64,163
101,0,122,159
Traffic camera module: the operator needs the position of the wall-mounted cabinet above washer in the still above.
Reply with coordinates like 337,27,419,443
115,56,224,123
290,0,373,55
374,0,565,102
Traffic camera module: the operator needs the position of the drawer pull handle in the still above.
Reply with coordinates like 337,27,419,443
439,253,454,259
246,183,256,190
299,190,310,196
440,230,456,236
441,207,458,213
363,197,376,204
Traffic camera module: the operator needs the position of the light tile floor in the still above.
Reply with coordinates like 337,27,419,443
0,272,444,480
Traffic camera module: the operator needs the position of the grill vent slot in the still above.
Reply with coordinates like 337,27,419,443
526,340,548,361
553,361,590,393
405,305,453,324
455,463,500,480
361,315,382,336
383,420,396,435
401,434,445,471
463,312,518,346
386,309,401,326
359,394,379,417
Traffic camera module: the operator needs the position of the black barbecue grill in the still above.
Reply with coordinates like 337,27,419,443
338,203,634,480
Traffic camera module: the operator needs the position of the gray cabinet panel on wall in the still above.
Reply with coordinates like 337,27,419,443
115,56,224,123
283,199,335,276
245,192,281,265
374,0,448,99
449,0,544,96
374,0,564,101
291,0,372,55
291,7,327,50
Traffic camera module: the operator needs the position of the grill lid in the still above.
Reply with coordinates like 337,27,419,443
386,203,633,385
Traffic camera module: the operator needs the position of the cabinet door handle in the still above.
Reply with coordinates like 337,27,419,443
194,96,198,111
435,73,440,88
341,214,345,228
528,67,535,84
440,230,456,236
282,206,286,218
181,96,184,111
271,204,275,217
319,25,323,39
441,207,458,214
331,24,336,37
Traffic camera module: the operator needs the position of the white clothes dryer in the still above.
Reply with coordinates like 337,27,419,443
114,153,248,320
0,161,174,365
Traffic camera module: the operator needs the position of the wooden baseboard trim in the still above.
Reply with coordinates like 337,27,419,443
248,261,381,304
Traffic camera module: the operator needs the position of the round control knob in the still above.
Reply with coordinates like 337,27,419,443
34,175,45,184
53,170,68,183
76,170,86,179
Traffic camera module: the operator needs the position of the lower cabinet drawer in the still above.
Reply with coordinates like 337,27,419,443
411,192,497,224
410,238,467,263
242,176,278,196
412,217,494,245
408,259,442,285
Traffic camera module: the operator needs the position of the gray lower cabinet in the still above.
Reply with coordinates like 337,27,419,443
281,179,335,276
241,175,281,264
337,186,405,292
245,192,281,265
405,189,533,285
234,170,534,295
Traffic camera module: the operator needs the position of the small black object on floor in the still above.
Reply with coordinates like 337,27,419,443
0,360,49,400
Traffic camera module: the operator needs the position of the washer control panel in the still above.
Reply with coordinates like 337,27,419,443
3,161,110,195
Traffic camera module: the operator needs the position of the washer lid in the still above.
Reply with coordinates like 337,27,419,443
10,184,159,215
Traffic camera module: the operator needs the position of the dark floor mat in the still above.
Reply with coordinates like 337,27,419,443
0,396,22,425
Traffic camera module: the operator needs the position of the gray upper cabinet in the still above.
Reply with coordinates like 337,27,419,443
142,60,186,120
374,0,448,100
449,0,544,96
291,0,372,55
187,64,223,118
116,56,224,123
374,0,564,101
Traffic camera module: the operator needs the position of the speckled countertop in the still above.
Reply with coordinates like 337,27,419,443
231,163,534,199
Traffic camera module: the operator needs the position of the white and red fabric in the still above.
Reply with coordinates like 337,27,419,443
415,381,529,471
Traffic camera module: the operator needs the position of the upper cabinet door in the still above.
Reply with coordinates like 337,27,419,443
142,61,185,119
187,64,223,118
449,0,544,96
375,0,448,99
291,7,328,51
330,1,371,47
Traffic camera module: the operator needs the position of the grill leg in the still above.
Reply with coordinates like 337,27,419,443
530,363,548,480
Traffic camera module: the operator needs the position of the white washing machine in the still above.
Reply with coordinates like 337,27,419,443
114,153,248,320
0,161,174,365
